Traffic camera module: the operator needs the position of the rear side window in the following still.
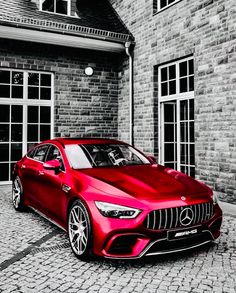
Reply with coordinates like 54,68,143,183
32,145,49,162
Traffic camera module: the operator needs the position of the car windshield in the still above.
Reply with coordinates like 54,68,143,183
65,144,150,169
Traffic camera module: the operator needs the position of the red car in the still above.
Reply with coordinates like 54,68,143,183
12,138,222,260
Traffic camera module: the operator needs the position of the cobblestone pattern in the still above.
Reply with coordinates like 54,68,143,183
110,0,236,203
0,186,236,293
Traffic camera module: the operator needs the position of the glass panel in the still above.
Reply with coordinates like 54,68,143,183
0,163,9,181
33,145,48,162
189,99,194,120
27,143,36,151
180,144,188,164
0,125,9,142
164,103,175,122
28,124,38,142
190,122,194,142
180,78,188,93
12,72,23,84
11,124,23,142
180,100,188,120
28,73,39,86
189,59,194,75
0,85,10,98
12,86,23,99
12,105,23,123
28,106,39,123
28,86,39,99
0,70,10,83
190,167,195,178
161,67,167,81
41,74,51,86
40,107,51,123
180,165,186,174
164,124,174,142
56,0,68,14
42,0,54,12
0,144,9,161
40,87,51,100
160,0,167,9
169,80,176,95
164,143,174,162
0,105,10,122
165,163,174,169
190,144,195,165
180,122,188,142
189,76,194,91
169,65,176,79
40,125,51,141
161,82,168,96
11,143,22,161
179,61,187,77
169,0,175,3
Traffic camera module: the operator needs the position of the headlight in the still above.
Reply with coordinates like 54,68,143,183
95,201,141,219
213,193,218,205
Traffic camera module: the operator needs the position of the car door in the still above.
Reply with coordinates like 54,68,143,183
20,144,49,208
36,144,69,225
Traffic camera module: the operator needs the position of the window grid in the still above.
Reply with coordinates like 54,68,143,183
154,0,181,14
40,0,71,16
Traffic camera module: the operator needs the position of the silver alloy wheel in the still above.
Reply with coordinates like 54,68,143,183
12,178,22,209
68,204,89,256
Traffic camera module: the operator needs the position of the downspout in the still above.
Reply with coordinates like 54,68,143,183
125,41,134,146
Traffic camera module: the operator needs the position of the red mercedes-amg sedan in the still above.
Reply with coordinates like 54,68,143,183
12,138,222,260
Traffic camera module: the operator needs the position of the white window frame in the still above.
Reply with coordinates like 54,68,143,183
0,69,54,185
156,0,181,13
39,0,71,17
158,56,194,176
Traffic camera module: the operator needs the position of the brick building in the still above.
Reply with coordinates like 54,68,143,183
0,0,235,204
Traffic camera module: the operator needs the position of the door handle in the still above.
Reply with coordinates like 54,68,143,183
38,171,44,176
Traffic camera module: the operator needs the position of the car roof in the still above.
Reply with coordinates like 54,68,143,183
44,138,127,147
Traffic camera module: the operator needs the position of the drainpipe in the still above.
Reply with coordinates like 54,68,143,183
125,41,134,146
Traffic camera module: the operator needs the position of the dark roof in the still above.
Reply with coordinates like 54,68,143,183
0,0,133,43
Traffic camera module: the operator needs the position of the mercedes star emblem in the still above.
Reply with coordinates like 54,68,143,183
181,196,186,201
180,207,194,226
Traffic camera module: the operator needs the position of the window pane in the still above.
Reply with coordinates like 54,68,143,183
28,124,38,142
180,122,188,142
190,167,195,178
0,85,10,98
40,87,51,100
40,107,51,123
190,144,195,165
40,125,51,141
165,163,174,169
11,124,22,142
190,122,194,142
56,0,68,14
12,86,23,99
42,0,54,12
164,103,175,122
28,73,39,86
169,80,176,95
0,70,10,83
189,99,194,120
180,100,188,120
11,143,22,161
0,163,9,181
0,144,9,161
181,165,187,174
189,76,194,91
169,0,175,4
12,105,23,123
164,124,174,142
28,106,39,123
161,82,168,96
169,65,176,80
180,78,188,93
0,105,10,122
161,67,167,82
0,125,9,142
41,74,51,86
164,143,174,162
189,59,194,75
12,72,23,85
160,0,167,9
179,61,187,77
28,87,39,99
180,144,188,164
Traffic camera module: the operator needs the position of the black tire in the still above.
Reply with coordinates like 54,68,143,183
12,176,26,211
68,200,93,260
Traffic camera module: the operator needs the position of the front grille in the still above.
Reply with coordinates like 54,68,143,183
144,202,214,230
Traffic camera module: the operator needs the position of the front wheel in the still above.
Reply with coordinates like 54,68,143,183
12,176,26,211
68,200,93,260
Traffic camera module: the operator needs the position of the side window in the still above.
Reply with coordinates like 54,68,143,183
46,145,65,171
27,147,36,159
32,145,49,162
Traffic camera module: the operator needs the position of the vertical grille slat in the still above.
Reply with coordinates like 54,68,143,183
144,202,214,230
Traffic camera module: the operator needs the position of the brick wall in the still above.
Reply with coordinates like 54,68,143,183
110,0,236,203
0,39,119,139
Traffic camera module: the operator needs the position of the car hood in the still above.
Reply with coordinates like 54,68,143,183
78,165,211,201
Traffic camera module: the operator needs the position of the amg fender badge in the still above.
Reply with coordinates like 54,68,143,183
62,184,71,193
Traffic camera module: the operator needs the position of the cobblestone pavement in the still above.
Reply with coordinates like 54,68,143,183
0,186,236,293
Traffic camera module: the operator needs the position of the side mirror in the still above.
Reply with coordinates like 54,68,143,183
43,159,61,171
147,155,157,164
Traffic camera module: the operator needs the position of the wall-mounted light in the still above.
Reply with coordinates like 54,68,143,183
85,67,94,76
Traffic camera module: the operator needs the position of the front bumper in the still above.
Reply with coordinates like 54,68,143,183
91,203,222,259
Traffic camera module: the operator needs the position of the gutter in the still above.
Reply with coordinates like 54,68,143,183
125,41,134,146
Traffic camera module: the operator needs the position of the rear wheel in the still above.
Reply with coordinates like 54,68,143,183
68,200,93,260
12,176,25,211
